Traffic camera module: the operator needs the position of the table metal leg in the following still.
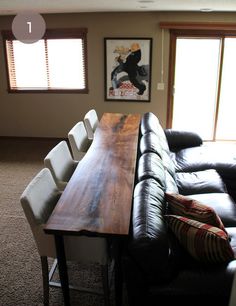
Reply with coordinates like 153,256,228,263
54,235,70,306
113,237,123,306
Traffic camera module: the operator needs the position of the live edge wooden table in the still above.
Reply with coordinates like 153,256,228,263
44,112,141,306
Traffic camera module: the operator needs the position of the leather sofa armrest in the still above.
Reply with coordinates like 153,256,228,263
164,129,203,152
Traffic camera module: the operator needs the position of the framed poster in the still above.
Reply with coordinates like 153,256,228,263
104,37,152,102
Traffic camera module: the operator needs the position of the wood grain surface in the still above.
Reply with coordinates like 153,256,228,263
44,113,141,236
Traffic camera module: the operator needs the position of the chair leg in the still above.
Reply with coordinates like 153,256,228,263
101,264,110,306
41,257,110,306
40,256,49,306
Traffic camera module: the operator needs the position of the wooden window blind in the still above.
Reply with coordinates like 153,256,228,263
2,28,88,93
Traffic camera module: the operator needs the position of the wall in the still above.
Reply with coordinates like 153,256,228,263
0,11,236,137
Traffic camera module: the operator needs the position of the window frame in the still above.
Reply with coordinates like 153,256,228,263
2,28,89,93
165,25,236,141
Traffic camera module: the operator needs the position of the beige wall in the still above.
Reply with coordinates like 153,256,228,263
0,11,236,137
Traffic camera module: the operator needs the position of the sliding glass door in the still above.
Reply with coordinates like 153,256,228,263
169,32,236,141
216,38,236,140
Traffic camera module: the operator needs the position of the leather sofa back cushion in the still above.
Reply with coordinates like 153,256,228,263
166,193,226,233
166,215,235,263
130,178,170,280
141,112,160,135
140,112,170,153
138,153,165,188
140,132,163,158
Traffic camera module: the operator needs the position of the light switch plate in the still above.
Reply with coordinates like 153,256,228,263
157,83,165,90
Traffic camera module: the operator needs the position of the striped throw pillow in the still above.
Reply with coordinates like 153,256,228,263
165,192,226,233
166,215,234,263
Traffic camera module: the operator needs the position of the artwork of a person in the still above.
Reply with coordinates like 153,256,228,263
110,43,147,95
110,46,129,89
123,43,146,95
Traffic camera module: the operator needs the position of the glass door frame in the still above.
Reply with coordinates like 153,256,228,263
167,28,236,141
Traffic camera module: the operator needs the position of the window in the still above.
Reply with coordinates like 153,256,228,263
162,23,236,141
2,29,88,93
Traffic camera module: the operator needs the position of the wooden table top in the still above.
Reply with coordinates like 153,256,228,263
44,112,141,236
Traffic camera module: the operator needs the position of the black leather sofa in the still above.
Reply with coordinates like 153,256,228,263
123,112,236,306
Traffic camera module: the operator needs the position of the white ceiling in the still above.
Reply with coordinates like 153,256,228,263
1,0,236,16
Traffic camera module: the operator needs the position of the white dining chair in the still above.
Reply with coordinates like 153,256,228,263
44,140,78,191
20,168,111,306
84,109,99,140
68,121,91,162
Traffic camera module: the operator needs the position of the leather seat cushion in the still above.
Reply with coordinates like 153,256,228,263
176,169,227,195
188,193,236,227
174,145,216,172
174,143,236,172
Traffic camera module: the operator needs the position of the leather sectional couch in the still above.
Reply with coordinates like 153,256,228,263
124,112,236,306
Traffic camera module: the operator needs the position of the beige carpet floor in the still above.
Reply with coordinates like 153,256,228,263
0,138,120,306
